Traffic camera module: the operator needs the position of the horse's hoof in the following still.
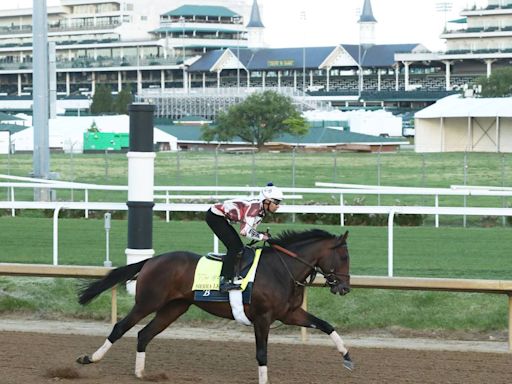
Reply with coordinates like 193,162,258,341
343,352,354,371
76,355,93,364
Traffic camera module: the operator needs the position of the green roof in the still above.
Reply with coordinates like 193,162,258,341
175,115,212,122
277,128,406,144
448,17,467,24
0,123,29,134
0,112,24,122
164,5,239,18
156,124,406,145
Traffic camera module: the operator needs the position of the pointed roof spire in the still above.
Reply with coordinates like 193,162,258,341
247,0,264,28
359,0,377,23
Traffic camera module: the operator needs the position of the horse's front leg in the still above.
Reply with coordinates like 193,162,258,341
281,308,353,371
253,315,272,384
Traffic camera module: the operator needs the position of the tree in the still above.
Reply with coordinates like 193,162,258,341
476,67,512,97
114,86,133,114
90,85,113,115
202,90,308,148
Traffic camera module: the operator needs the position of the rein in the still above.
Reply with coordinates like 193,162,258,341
269,242,349,288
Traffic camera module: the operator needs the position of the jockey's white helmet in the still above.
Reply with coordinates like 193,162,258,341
259,182,284,202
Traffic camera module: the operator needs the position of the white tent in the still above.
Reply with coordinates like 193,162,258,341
415,95,512,152
0,131,10,154
11,115,177,153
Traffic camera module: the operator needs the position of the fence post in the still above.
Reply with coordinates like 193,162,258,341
339,193,344,226
435,195,439,228
53,205,63,265
388,210,395,277
10,186,15,217
85,189,89,219
165,190,170,222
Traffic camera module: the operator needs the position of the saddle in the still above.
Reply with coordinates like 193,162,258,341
206,246,255,275
192,247,261,304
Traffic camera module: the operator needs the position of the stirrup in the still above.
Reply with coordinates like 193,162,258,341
219,277,242,292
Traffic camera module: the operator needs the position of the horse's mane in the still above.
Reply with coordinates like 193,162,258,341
271,229,335,247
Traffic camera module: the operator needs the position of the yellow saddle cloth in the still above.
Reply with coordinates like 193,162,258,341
192,249,262,291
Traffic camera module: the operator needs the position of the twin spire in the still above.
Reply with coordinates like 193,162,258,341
245,0,377,49
358,0,377,47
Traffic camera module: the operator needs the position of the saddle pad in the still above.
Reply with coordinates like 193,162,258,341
193,249,262,303
192,257,223,291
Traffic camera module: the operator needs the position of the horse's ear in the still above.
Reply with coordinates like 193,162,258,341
339,231,349,242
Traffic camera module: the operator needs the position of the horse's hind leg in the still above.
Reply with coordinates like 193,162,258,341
281,308,353,370
76,305,149,365
134,299,191,378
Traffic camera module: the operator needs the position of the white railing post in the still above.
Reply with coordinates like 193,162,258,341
214,234,219,253
10,186,15,217
53,205,63,265
388,209,395,277
85,189,89,219
339,193,344,226
166,190,170,222
435,194,439,228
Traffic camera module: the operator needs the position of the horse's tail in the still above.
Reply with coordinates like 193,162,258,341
78,259,149,305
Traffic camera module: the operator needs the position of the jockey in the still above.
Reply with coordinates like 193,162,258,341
205,182,283,292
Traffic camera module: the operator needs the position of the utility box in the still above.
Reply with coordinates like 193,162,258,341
83,132,129,151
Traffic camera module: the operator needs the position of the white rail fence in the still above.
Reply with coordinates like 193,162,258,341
3,175,512,225
1,199,512,277
2,175,512,275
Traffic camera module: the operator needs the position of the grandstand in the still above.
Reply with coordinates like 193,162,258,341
0,0,510,119
137,87,333,119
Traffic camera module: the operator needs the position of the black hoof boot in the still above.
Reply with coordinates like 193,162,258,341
343,352,354,371
76,355,93,364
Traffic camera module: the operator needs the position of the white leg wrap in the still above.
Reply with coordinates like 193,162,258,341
135,351,146,378
258,366,268,384
329,331,348,355
91,339,112,362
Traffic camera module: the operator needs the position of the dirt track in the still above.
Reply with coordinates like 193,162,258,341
0,330,511,384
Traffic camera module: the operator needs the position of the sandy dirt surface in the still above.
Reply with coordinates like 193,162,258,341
0,321,511,384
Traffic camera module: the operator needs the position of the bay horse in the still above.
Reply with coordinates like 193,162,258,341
77,229,352,383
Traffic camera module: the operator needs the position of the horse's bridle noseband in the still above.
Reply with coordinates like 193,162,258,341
270,243,350,288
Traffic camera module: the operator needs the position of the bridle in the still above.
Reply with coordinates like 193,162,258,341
270,241,350,288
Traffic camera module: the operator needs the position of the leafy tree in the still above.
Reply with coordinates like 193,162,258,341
476,67,512,97
114,86,133,114
90,84,113,114
202,90,308,148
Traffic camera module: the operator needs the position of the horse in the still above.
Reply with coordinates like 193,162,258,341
76,229,352,383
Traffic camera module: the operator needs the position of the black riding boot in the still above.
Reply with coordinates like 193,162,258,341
220,250,243,292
